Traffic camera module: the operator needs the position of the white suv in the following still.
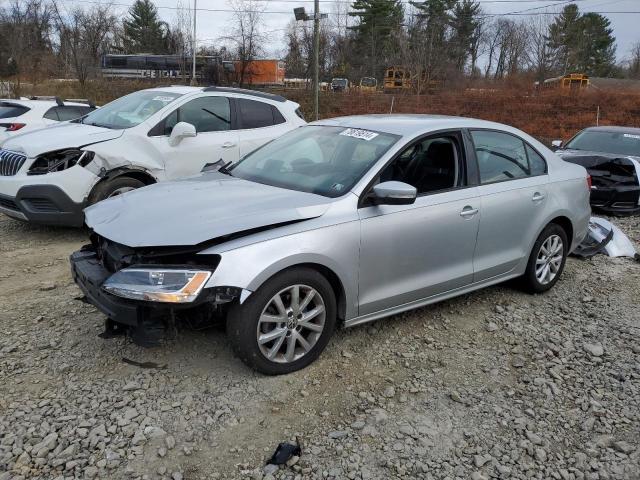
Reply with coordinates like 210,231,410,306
0,86,305,226
0,97,96,140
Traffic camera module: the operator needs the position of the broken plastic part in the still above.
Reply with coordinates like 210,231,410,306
266,438,301,465
573,216,637,258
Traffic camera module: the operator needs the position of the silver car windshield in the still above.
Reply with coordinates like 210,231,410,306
565,130,640,157
230,125,400,197
79,90,182,129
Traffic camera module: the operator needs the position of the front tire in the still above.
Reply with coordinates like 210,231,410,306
226,267,337,375
88,177,145,205
521,223,568,293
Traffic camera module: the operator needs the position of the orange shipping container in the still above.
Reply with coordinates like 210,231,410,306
234,59,285,85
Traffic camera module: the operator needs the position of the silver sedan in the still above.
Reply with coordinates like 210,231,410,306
71,115,591,374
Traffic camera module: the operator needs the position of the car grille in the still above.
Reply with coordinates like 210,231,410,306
0,149,27,176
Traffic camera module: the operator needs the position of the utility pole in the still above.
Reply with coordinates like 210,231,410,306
294,5,325,119
312,0,320,120
190,0,197,85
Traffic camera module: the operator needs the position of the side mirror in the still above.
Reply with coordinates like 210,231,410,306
168,122,196,147
371,181,417,205
551,140,563,148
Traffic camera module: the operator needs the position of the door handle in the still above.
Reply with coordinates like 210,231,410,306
222,142,236,149
460,206,478,218
532,192,546,202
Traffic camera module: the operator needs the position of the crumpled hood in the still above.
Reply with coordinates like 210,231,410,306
1,123,124,157
85,173,332,247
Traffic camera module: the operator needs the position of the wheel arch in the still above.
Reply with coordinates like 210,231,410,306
249,262,348,323
290,262,347,322
548,215,573,245
100,167,157,186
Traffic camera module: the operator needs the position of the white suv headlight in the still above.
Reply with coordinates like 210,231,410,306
102,268,212,303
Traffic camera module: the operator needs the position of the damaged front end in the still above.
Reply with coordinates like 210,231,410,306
559,152,640,215
70,234,242,347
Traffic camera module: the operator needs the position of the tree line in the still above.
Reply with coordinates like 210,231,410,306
0,0,638,95
284,0,636,88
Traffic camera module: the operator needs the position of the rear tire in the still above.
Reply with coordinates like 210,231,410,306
88,177,145,205
226,267,336,375
521,223,568,293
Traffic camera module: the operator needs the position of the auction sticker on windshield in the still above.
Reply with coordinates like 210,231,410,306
340,128,379,141
153,96,178,103
623,134,640,140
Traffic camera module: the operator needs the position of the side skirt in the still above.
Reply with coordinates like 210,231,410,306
344,272,521,328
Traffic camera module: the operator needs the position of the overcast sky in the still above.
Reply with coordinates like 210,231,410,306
60,0,640,62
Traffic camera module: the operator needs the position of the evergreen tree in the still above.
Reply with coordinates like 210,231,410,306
576,12,616,76
349,0,404,78
448,0,481,72
547,4,616,77
548,3,581,73
123,0,170,54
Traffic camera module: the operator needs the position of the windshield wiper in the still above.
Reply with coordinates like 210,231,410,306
218,160,234,176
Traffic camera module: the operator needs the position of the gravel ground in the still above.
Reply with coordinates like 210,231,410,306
0,213,639,480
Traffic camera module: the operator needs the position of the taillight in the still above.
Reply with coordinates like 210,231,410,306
586,175,592,190
0,123,26,132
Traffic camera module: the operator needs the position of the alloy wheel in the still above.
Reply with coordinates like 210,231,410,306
108,186,136,197
256,284,326,363
535,234,564,285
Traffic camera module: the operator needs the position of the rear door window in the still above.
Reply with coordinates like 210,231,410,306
236,98,277,129
471,130,547,184
0,102,30,119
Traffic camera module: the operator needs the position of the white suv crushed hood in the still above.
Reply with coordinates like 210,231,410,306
1,123,124,157
84,173,332,247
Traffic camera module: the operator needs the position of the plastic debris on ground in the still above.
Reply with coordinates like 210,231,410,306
573,216,638,259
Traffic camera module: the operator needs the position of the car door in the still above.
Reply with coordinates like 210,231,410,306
357,131,481,316
147,95,239,180
233,97,292,157
470,129,550,281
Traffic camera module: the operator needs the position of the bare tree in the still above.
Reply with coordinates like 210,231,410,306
527,14,553,83
222,0,265,87
168,0,192,81
0,0,55,90
627,41,640,79
53,2,116,92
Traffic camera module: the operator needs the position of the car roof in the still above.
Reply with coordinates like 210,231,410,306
582,126,640,135
143,85,292,104
0,99,91,108
311,114,511,137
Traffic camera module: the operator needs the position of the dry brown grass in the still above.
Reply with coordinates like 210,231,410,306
15,79,640,144
287,89,640,144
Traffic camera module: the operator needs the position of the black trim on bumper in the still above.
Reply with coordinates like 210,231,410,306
0,185,86,226
590,187,640,216
70,249,141,326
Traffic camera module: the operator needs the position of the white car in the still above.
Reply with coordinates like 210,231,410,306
0,86,305,226
0,97,96,140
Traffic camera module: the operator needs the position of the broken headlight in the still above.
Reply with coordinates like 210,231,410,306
102,268,212,303
28,149,94,175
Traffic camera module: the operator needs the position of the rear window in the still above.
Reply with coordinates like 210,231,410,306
44,106,95,121
0,102,30,119
565,130,640,157
236,98,278,129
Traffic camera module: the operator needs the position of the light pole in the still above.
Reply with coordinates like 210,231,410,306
190,0,197,85
294,5,326,121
